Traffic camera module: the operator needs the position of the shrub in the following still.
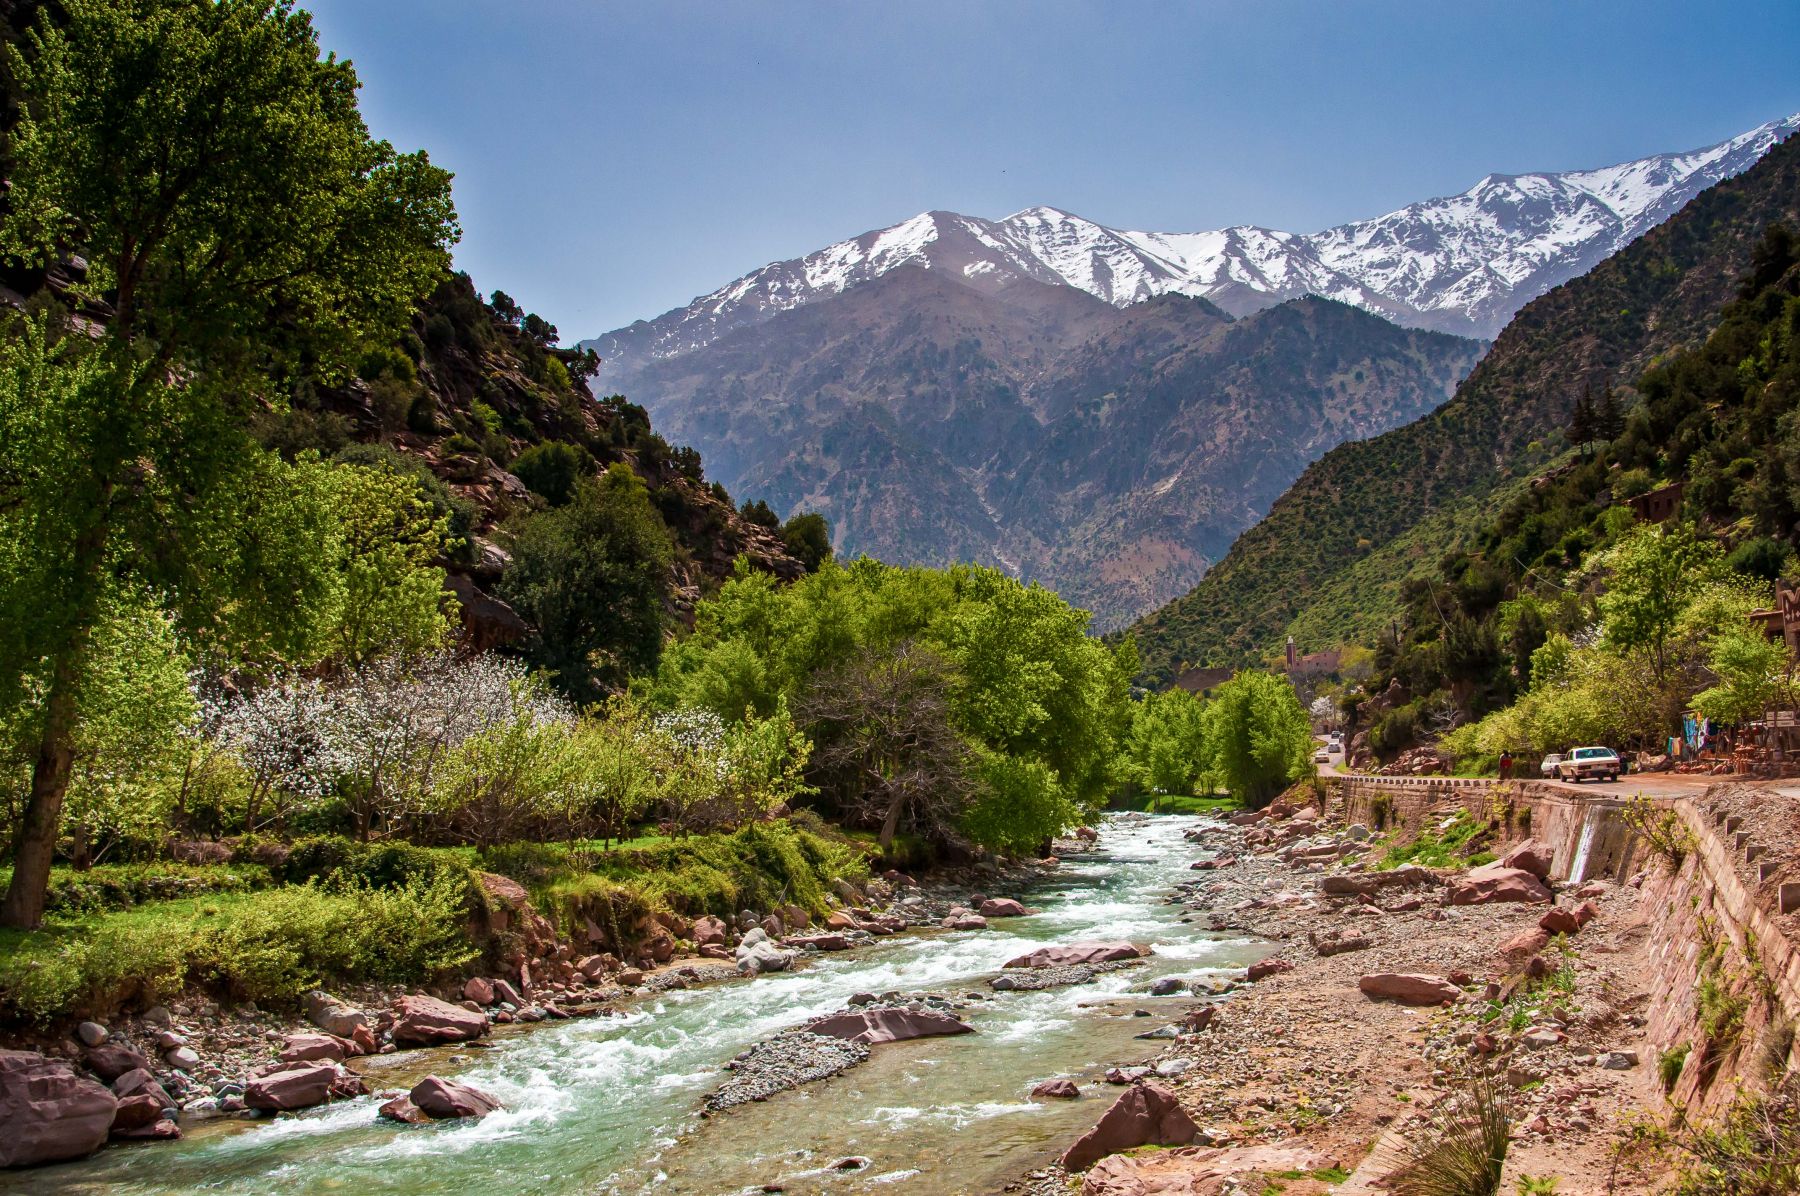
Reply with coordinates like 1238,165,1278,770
1379,1074,1510,1196
1661,1043,1692,1092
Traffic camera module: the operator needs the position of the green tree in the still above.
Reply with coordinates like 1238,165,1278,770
1199,671,1312,808
0,0,456,927
1599,522,1726,689
511,440,590,507
780,512,833,573
1125,687,1208,797
501,464,675,702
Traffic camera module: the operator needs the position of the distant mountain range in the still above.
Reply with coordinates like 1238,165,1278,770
590,114,1799,363
579,115,1798,628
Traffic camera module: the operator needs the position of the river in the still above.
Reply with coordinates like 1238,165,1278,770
20,814,1264,1195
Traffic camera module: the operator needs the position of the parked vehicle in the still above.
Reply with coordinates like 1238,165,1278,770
1557,746,1622,783
1539,753,1563,777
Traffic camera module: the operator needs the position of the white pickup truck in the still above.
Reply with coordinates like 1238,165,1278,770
1557,746,1622,783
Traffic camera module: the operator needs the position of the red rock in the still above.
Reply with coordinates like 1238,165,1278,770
1004,942,1146,969
692,915,729,946
110,1092,166,1132
645,930,676,963
786,933,852,951
808,1008,975,1045
245,1064,365,1112
1031,1078,1081,1099
979,898,1029,918
350,1025,378,1055
1448,864,1552,906
1538,906,1582,935
379,1094,430,1124
391,995,489,1046
698,944,733,960
278,1033,348,1064
1246,958,1292,981
1499,927,1551,959
81,1042,149,1083
0,1051,117,1168
112,1117,180,1141
1358,973,1461,1005
110,1068,173,1110
1573,900,1600,928
1080,1144,1321,1195
463,977,497,1005
1500,838,1555,880
1062,1081,1199,1171
409,1075,502,1120
616,968,645,986
942,914,988,931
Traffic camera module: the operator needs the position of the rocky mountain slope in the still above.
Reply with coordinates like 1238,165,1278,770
587,114,1797,365
1127,130,1800,682
615,264,1482,627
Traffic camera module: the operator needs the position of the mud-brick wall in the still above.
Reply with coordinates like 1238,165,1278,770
1324,776,1640,883
1636,800,1800,1115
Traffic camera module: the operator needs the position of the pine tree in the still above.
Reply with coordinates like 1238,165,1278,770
1593,386,1626,443
1566,383,1598,454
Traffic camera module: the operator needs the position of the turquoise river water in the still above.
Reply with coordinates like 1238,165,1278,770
9,814,1266,1196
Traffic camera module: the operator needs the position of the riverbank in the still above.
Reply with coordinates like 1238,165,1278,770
6,815,1270,1192
1008,796,1675,1194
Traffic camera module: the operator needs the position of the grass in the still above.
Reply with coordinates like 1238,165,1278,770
0,860,275,915
1660,1043,1692,1093
1379,812,1491,870
0,873,476,1023
1111,792,1240,815
1379,1075,1511,1196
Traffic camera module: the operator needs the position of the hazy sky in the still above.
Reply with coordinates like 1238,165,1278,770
302,1,1800,340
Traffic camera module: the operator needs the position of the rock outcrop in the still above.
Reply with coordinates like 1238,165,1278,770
1062,1081,1200,1171
1004,942,1145,969
808,1008,975,1045
0,1050,117,1168
390,995,489,1046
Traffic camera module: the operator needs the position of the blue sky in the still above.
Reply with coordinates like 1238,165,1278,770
303,1,1800,340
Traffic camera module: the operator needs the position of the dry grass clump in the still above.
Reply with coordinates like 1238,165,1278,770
1380,1075,1511,1196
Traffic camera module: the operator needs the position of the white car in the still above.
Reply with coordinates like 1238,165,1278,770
1557,746,1622,783
1539,753,1562,778
1313,747,1331,764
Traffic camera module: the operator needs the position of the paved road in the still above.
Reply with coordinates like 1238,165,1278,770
1314,745,1727,798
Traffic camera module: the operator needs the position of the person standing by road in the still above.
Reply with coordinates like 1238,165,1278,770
1499,750,1514,781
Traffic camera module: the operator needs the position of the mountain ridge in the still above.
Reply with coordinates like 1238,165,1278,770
584,114,1799,362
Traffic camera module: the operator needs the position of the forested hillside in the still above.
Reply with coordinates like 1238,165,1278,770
1129,131,1800,684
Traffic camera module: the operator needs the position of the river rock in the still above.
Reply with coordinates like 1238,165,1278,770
391,995,489,1046
942,913,988,931
736,940,795,976
278,1033,348,1064
979,898,1028,918
305,991,369,1038
82,1042,149,1083
379,1094,431,1124
463,977,496,1005
165,1046,201,1072
1358,973,1461,1005
1004,942,1145,969
808,1008,975,1045
1499,927,1551,962
1031,1078,1081,1099
1318,864,1439,896
244,1064,365,1111
787,933,852,951
409,1075,502,1120
110,1092,168,1133
76,1022,110,1048
1147,977,1183,996
692,915,729,946
1500,838,1555,879
111,1068,173,1109
1538,906,1582,935
1061,1081,1199,1171
1246,958,1292,981
1080,1144,1322,1195
0,1050,117,1168
1448,863,1552,906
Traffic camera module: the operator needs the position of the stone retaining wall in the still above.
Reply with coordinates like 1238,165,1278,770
1322,772,1800,1115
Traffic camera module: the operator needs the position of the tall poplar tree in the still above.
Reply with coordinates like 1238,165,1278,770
0,0,457,927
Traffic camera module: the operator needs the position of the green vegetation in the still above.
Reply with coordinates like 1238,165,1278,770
1129,133,1800,684
1381,1075,1510,1196
1661,1042,1693,1093
1379,811,1492,869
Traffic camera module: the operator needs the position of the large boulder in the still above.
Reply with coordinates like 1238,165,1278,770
1318,864,1439,897
0,1050,117,1168
1358,973,1461,1005
110,1092,168,1133
808,1008,975,1045
391,994,489,1046
278,1033,348,1064
81,1042,149,1083
1448,863,1553,906
111,1068,174,1110
1500,838,1555,880
692,915,729,946
979,898,1029,918
462,977,496,1006
735,940,795,976
1080,1145,1323,1195
1031,1078,1081,1099
1062,1081,1199,1172
408,1075,502,1120
244,1064,365,1112
1005,942,1146,969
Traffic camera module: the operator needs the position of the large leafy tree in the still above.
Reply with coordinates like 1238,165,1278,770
0,0,456,926
1199,671,1312,808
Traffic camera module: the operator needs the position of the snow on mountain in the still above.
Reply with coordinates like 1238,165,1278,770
587,114,1800,362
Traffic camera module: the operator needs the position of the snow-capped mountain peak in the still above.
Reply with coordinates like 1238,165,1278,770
587,114,1800,364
